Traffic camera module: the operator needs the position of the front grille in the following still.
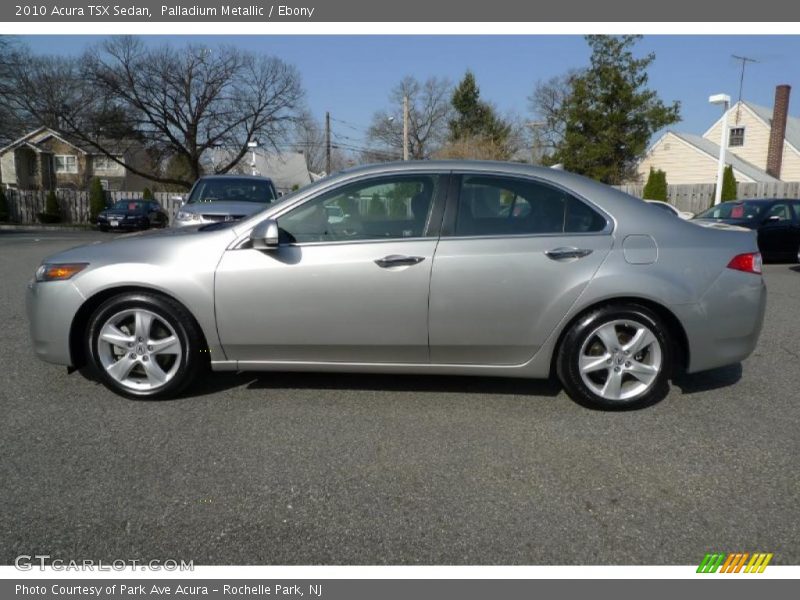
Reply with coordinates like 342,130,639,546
201,214,245,222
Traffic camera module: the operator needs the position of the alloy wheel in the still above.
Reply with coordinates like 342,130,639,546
96,308,182,392
578,319,663,402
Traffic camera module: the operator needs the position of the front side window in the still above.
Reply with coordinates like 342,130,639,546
278,175,438,244
54,155,78,174
454,175,606,237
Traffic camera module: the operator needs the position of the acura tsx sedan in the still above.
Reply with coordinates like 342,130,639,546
26,161,767,409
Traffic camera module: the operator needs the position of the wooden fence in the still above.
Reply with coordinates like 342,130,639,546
2,190,185,225
617,181,800,214
3,182,800,225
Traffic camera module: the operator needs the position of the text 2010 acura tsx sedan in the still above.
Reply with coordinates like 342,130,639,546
27,161,767,409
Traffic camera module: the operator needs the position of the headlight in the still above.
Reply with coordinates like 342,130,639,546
176,211,201,221
35,263,89,282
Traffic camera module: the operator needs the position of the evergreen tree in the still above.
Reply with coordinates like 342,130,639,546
39,190,61,223
142,187,154,200
448,71,511,146
721,165,737,202
0,186,8,221
89,177,106,221
551,36,680,184
642,168,668,201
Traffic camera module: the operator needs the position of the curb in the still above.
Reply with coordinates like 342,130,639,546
0,224,95,232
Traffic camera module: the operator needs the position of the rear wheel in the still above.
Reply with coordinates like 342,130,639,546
557,304,673,410
85,292,206,399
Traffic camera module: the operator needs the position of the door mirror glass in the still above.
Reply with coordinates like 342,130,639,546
251,218,280,249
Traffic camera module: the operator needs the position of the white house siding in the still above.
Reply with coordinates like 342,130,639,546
636,132,754,185
0,152,17,185
780,142,800,181
703,103,773,172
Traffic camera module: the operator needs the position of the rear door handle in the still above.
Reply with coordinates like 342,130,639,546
545,247,593,260
374,255,426,268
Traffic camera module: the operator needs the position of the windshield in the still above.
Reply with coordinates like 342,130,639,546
111,200,146,212
695,201,766,221
188,178,276,204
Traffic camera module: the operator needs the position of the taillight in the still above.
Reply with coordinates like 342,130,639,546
727,252,762,275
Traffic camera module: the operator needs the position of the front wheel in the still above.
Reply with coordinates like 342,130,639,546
557,304,673,410
85,292,206,399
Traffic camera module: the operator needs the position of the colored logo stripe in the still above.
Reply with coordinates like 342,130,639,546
698,552,773,573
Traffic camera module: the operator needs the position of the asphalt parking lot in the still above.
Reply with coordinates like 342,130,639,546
1,229,798,565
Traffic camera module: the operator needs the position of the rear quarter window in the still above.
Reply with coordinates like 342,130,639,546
455,175,607,236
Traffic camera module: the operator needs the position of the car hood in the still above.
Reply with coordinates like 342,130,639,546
180,201,271,216
41,224,236,267
691,219,754,232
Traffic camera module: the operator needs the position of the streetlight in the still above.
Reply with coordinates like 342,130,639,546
247,140,258,176
709,93,731,206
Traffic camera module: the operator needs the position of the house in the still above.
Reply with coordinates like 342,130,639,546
0,126,151,191
203,147,317,194
637,85,800,184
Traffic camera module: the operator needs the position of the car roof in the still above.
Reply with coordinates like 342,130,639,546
197,174,274,182
733,198,800,202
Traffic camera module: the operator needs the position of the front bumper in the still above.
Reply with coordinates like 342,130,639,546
97,217,146,230
674,270,767,374
26,279,86,366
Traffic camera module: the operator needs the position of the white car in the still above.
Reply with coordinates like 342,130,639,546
644,199,694,220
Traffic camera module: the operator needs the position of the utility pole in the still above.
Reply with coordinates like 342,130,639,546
732,54,759,124
325,111,331,174
402,94,409,161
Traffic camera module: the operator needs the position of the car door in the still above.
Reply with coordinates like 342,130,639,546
428,173,614,365
214,173,447,364
758,202,794,258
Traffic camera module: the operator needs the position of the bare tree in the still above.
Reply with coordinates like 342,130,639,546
292,111,327,174
4,36,305,189
367,76,452,160
527,71,581,153
0,37,45,145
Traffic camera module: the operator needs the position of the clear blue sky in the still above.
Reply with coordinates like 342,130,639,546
18,35,800,148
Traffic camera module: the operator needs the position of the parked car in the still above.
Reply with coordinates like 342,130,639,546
97,200,169,231
644,199,694,220
692,199,800,262
173,174,278,227
27,161,766,410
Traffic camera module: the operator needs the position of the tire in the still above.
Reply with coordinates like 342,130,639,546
85,292,207,399
556,303,673,410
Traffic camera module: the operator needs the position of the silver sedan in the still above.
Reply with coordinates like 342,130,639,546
26,161,767,409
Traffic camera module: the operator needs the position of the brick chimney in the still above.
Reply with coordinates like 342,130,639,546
766,84,791,180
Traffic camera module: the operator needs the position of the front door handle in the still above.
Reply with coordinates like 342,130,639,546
545,247,593,260
374,255,426,268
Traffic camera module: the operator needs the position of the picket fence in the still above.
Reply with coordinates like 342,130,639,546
3,182,800,225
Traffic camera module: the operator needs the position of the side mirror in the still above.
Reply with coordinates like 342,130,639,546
250,218,280,250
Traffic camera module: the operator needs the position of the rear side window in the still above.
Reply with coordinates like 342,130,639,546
454,175,606,236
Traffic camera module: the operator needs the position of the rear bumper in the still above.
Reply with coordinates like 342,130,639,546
674,270,767,374
26,279,86,367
